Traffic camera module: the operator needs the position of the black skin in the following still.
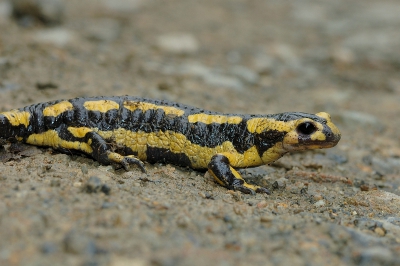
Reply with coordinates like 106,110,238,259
208,154,270,195
0,96,335,194
0,96,327,169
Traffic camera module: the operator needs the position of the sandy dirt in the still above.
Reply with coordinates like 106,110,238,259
1,0,400,265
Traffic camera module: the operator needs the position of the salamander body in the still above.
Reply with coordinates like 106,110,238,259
0,96,341,194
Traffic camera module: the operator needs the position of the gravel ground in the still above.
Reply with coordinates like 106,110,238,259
1,0,400,265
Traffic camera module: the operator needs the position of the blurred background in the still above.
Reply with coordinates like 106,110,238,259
1,0,399,161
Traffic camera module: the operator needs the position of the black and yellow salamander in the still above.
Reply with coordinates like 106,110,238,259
0,96,341,194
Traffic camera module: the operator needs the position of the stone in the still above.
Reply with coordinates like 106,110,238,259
156,33,199,54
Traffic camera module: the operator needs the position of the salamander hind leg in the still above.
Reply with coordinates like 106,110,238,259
106,152,146,173
71,129,146,173
208,154,270,195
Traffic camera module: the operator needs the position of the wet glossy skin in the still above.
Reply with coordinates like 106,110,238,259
0,96,341,194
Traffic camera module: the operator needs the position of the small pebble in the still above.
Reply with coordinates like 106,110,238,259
230,65,259,84
358,247,394,265
101,202,116,209
81,165,88,175
0,81,21,92
202,72,244,91
102,0,144,12
0,1,12,21
84,176,110,195
63,231,97,255
260,215,274,223
85,176,102,193
156,33,199,54
176,215,190,228
256,200,269,209
313,194,323,201
84,18,121,43
327,153,348,164
101,184,111,195
374,227,386,236
50,179,60,187
314,200,325,207
33,28,76,47
272,177,287,189
41,242,57,254
330,47,355,67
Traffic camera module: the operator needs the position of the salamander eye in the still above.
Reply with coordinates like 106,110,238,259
297,122,317,135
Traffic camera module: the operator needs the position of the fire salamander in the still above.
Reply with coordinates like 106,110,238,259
0,96,341,194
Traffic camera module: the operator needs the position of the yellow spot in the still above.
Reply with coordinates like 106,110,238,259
243,183,261,191
222,161,260,191
316,112,331,120
188,113,242,125
43,101,73,117
26,130,93,154
230,167,259,191
316,112,341,137
83,100,119,113
208,169,226,186
123,101,185,116
0,110,30,128
310,131,326,141
243,146,265,165
221,146,264,167
108,152,125,163
107,152,140,164
247,118,293,134
282,130,299,147
261,142,286,163
230,166,244,180
68,127,93,138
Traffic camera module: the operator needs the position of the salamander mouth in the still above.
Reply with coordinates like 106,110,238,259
283,137,341,151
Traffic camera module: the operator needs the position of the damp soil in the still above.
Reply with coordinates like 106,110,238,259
1,0,400,265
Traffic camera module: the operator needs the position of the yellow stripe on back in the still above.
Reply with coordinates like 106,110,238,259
0,110,31,128
246,118,293,134
123,101,185,116
83,100,119,113
43,101,74,117
188,113,242,124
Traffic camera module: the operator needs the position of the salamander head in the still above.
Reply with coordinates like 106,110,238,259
281,112,341,151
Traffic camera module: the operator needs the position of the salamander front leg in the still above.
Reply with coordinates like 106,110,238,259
207,154,270,195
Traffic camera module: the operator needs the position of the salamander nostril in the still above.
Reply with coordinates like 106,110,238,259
297,122,317,135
